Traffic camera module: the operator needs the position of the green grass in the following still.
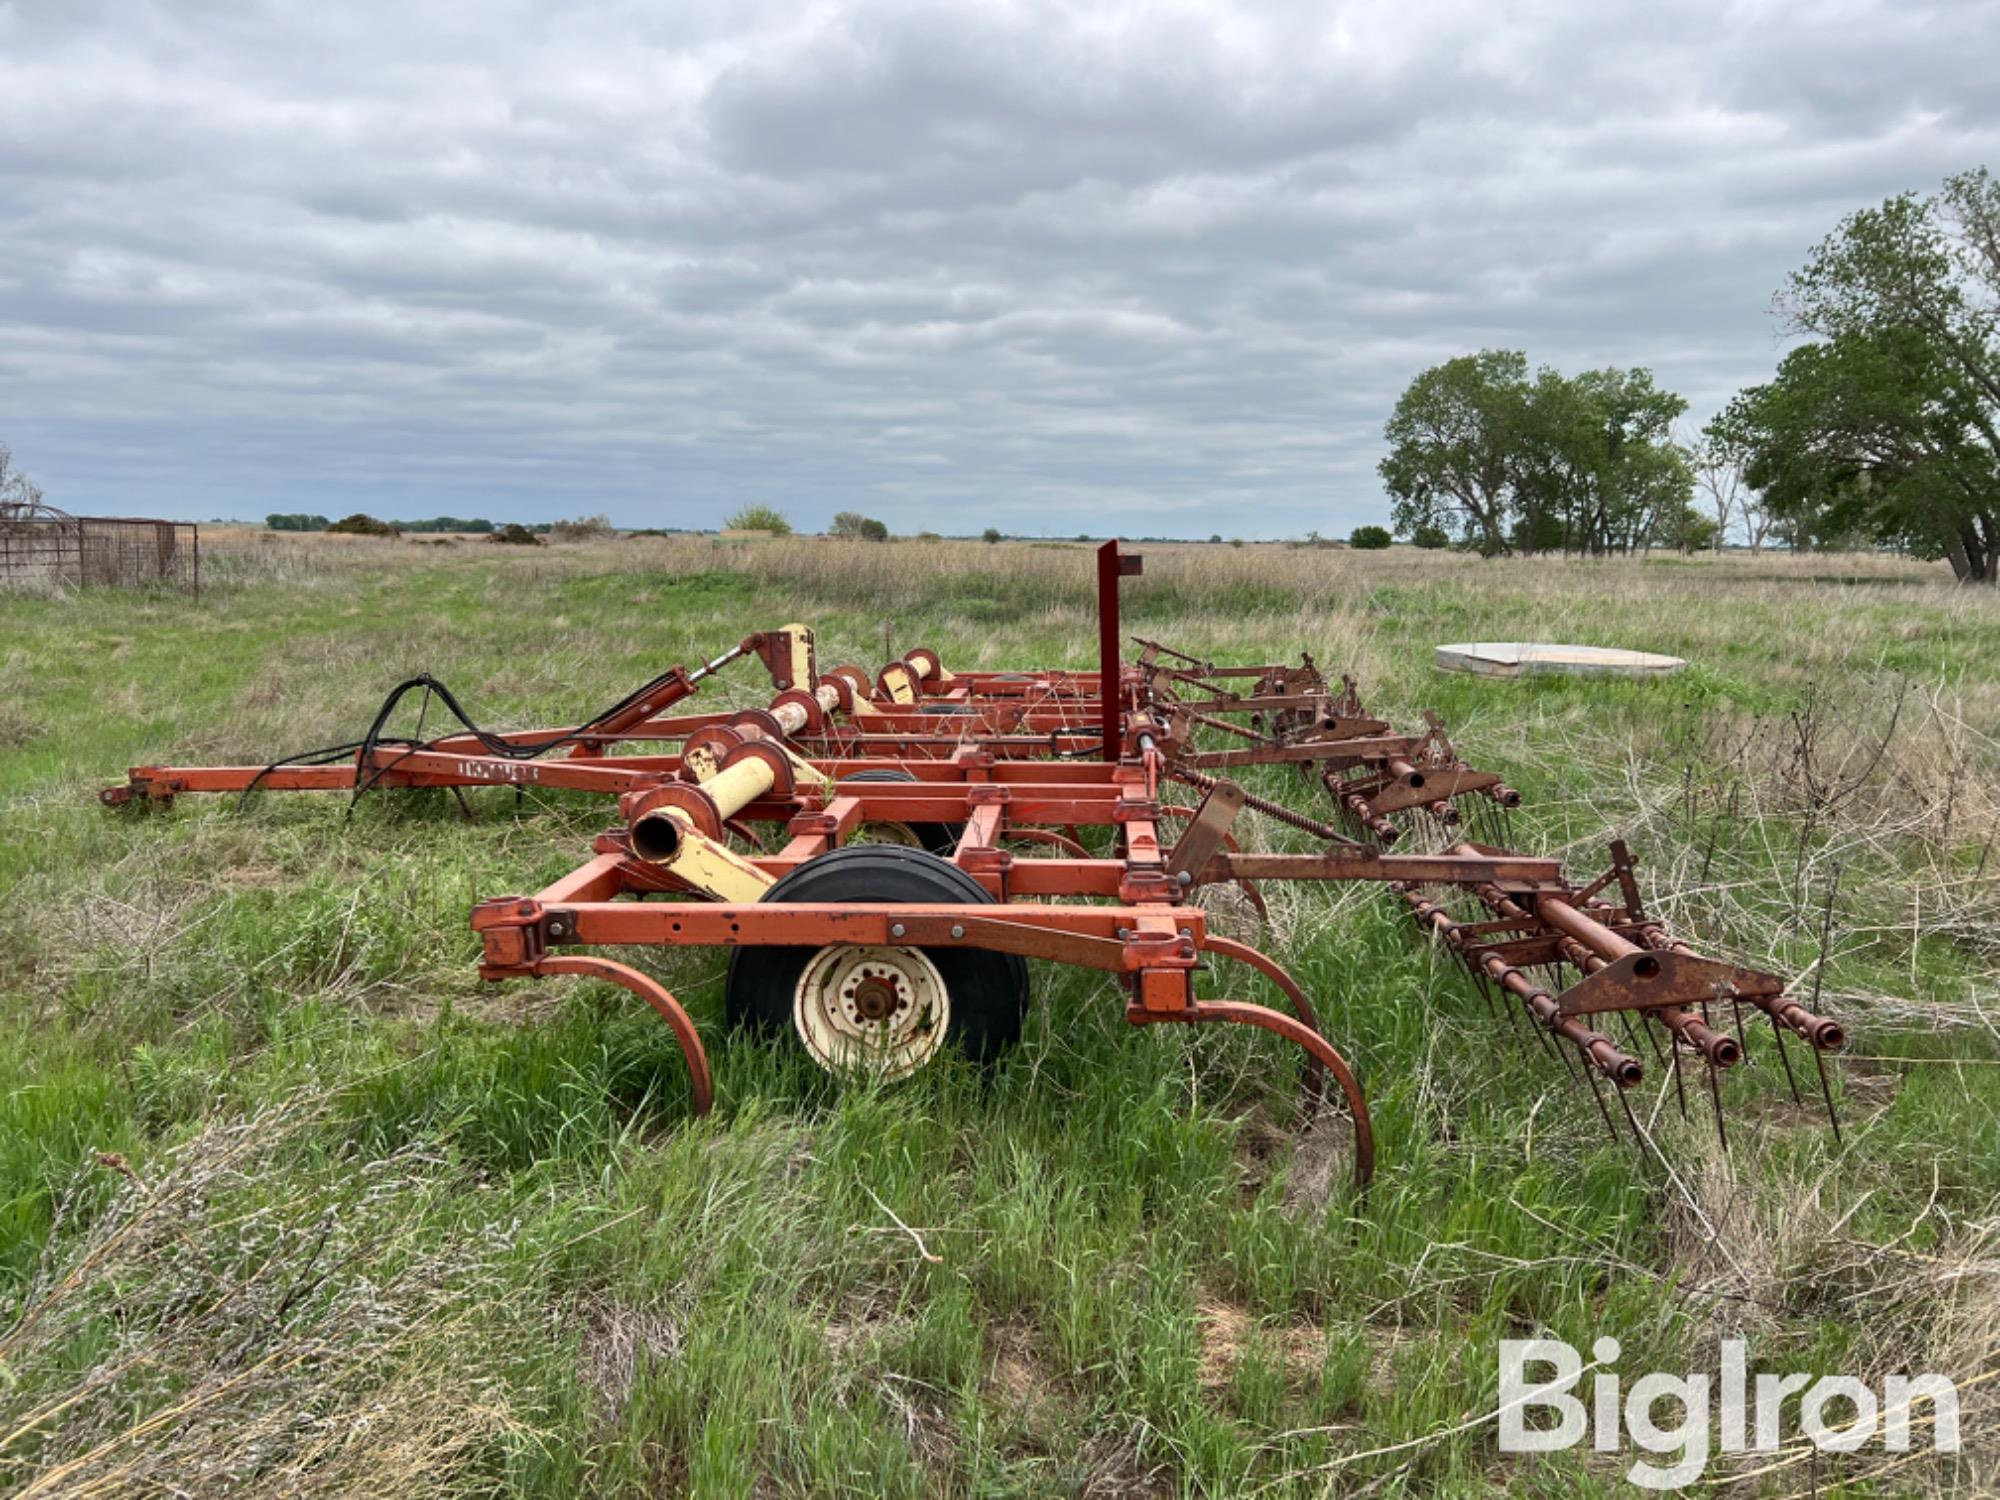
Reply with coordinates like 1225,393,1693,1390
0,534,1995,1495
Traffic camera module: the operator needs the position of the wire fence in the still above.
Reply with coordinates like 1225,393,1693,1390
0,515,200,596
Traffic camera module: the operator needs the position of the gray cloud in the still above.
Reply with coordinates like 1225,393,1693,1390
2,0,1996,534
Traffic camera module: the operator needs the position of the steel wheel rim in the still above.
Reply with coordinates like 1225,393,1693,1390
792,943,950,1079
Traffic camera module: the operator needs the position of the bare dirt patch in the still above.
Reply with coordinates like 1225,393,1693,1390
1197,1294,1333,1394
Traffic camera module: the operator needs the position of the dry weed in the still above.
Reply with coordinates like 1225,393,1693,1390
0,1097,540,1496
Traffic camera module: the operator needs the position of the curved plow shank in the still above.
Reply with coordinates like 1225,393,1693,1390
528,954,714,1116
1199,935,1327,1102
1128,998,1375,1192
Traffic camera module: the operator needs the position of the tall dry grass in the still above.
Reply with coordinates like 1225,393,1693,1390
197,526,1959,598
0,1097,539,1496
195,528,1984,692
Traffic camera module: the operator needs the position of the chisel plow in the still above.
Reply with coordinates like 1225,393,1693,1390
102,543,1843,1189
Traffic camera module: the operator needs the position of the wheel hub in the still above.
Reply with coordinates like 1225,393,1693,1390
793,943,950,1079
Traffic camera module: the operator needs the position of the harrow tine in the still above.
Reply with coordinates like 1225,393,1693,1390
1616,1016,1664,1072
1813,1045,1843,1143
1806,867,1845,1142
1520,999,1559,1060
1707,1057,1729,1151
1469,966,1499,1018
1769,1012,1804,1104
1581,1059,1621,1140
1626,1010,1667,1068
1548,1025,1583,1083
1614,1079,1650,1158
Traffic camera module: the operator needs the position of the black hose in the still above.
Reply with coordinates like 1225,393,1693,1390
245,662,693,813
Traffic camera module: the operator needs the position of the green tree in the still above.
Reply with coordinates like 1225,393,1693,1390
1654,502,1720,554
726,504,792,536
1410,523,1450,549
324,513,399,537
1381,353,1691,555
982,528,1002,543
1512,366,1690,554
1349,524,1392,549
1715,327,1998,568
1379,350,1529,555
1721,169,2000,582
828,511,889,541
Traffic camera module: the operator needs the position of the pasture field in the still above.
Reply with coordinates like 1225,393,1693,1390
1,532,1996,1496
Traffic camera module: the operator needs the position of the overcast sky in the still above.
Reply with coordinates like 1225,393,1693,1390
2,1,1996,536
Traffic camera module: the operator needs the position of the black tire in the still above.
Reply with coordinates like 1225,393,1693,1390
840,768,963,855
726,845,1030,1065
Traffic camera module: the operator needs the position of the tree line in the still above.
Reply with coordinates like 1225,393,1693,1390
1382,167,2000,582
268,513,498,533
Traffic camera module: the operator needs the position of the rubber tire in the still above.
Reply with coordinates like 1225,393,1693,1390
725,845,1030,1066
841,768,963,855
